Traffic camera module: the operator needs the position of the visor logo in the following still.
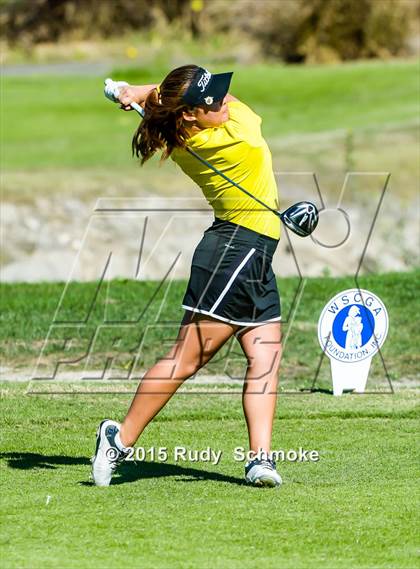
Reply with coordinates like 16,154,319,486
204,96,214,105
197,70,211,93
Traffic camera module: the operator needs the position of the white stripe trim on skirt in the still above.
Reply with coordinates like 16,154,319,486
209,247,256,314
181,305,281,327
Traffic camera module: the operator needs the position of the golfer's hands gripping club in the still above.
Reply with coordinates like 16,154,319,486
104,78,145,116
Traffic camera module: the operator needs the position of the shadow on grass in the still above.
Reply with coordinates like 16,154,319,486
112,460,246,487
0,452,89,470
0,452,246,487
301,388,334,395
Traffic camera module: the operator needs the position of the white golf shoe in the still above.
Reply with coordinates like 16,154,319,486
245,457,282,488
91,419,129,486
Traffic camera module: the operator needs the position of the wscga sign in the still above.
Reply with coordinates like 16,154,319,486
318,289,389,395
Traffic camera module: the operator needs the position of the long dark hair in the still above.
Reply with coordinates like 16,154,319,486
132,64,199,165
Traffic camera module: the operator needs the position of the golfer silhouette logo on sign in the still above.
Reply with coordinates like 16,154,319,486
343,306,363,350
331,304,376,354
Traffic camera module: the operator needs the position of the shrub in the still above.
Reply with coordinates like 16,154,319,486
227,0,417,62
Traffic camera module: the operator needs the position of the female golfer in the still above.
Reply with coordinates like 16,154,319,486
92,65,283,487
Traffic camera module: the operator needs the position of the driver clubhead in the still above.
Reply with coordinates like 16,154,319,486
281,201,319,237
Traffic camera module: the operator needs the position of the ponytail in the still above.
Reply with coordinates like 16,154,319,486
132,64,199,165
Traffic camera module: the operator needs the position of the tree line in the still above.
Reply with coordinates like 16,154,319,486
1,0,418,63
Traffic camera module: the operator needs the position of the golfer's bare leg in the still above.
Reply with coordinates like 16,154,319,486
238,322,282,455
119,312,237,447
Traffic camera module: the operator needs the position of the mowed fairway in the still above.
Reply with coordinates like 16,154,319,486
2,59,418,170
1,272,419,567
0,384,418,569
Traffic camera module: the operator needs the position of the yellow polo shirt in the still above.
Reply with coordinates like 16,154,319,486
171,100,280,240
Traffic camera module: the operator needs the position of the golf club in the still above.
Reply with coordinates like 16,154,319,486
104,78,319,237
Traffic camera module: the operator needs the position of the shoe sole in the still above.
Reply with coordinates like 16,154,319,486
254,476,280,488
245,474,282,488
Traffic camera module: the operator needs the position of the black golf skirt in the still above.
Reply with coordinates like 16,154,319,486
182,218,281,332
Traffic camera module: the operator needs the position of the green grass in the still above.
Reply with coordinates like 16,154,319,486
1,59,418,170
1,270,419,386
0,383,418,568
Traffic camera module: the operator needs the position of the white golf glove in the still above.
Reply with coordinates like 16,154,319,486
104,78,129,103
